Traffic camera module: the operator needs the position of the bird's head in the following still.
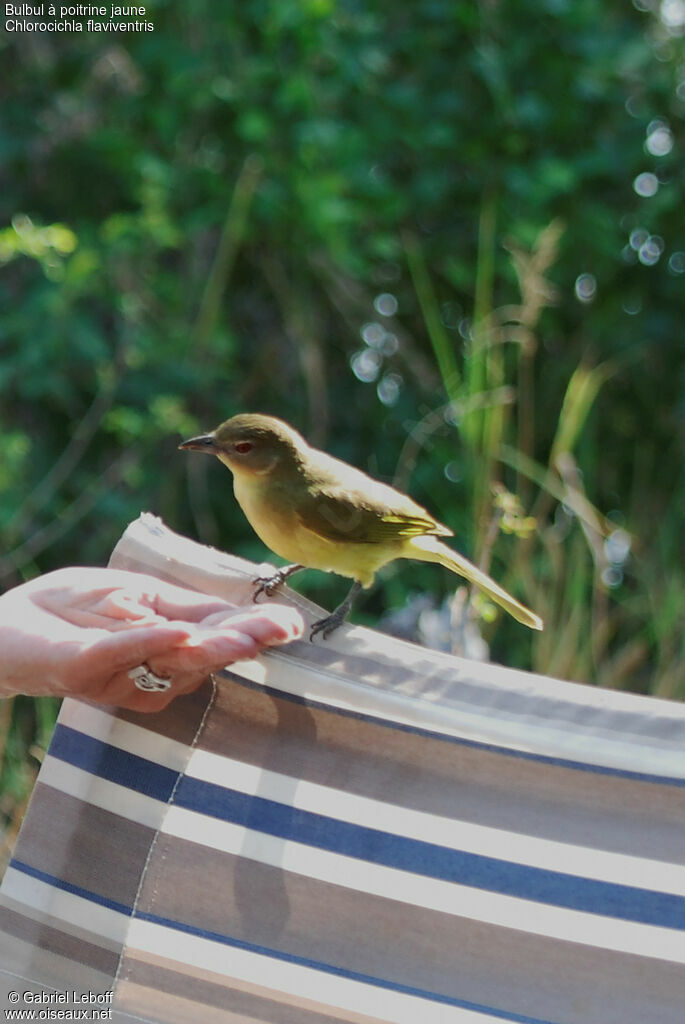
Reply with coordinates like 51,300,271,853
179,414,305,477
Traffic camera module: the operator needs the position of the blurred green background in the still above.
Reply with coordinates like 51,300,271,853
1,0,684,851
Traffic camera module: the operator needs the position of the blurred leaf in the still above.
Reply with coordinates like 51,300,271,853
550,360,617,463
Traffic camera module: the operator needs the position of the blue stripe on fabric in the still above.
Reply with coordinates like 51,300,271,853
174,774,685,931
49,724,178,800
45,724,685,930
136,910,557,1024
223,671,685,788
9,858,132,917
4,860,557,1024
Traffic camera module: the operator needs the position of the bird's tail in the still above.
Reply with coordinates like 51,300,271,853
407,534,543,631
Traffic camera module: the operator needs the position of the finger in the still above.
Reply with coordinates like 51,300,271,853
141,605,305,681
78,624,194,677
124,659,219,711
159,608,304,672
137,580,246,624
144,630,264,680
73,586,237,628
198,604,305,643
88,590,164,623
85,670,205,713
68,603,303,711
33,568,242,626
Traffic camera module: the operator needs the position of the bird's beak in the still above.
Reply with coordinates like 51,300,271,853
178,433,217,453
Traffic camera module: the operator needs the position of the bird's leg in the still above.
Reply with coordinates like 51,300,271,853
310,580,363,642
253,563,305,600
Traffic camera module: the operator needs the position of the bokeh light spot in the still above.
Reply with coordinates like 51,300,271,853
638,236,663,265
629,227,649,250
374,292,398,317
361,322,385,348
645,122,673,155
574,273,597,303
351,348,382,383
668,251,685,274
377,372,403,406
633,172,659,197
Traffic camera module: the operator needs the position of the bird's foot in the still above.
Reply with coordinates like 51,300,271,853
309,580,363,642
253,573,284,600
309,610,345,642
252,564,304,602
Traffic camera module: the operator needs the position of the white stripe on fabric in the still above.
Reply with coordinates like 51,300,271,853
39,755,166,829
0,867,128,944
58,702,191,771
185,750,685,897
233,655,685,781
161,805,685,965
41,729,685,902
126,917,514,1024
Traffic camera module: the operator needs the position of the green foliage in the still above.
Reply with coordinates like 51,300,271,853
1,0,685,823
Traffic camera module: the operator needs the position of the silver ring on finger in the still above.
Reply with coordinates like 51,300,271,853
128,663,172,693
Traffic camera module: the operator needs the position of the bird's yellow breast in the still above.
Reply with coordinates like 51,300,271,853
231,472,395,587
233,473,301,559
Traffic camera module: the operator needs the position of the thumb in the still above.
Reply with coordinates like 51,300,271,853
82,625,193,674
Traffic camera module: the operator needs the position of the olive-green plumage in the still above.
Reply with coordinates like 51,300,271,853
179,413,543,636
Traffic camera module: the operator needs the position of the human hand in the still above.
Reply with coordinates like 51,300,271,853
0,566,304,712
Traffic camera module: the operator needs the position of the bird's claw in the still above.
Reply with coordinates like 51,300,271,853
252,564,304,602
252,572,286,601
309,580,362,642
309,612,343,642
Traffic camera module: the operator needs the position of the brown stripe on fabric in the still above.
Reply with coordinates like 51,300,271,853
204,671,685,864
117,677,215,743
115,982,270,1024
0,911,116,994
117,950,386,1024
269,636,685,747
109,515,685,742
10,785,153,909
129,838,685,1024
0,898,120,962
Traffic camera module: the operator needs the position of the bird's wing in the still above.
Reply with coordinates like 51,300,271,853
295,455,452,544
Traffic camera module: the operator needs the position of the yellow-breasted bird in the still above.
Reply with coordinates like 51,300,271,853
179,414,543,640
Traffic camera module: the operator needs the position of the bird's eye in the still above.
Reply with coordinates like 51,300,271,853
234,441,253,454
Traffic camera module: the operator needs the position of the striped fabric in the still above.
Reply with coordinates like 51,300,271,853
1,513,684,1023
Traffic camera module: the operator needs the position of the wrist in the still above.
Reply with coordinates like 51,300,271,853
0,619,36,697
0,588,56,699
